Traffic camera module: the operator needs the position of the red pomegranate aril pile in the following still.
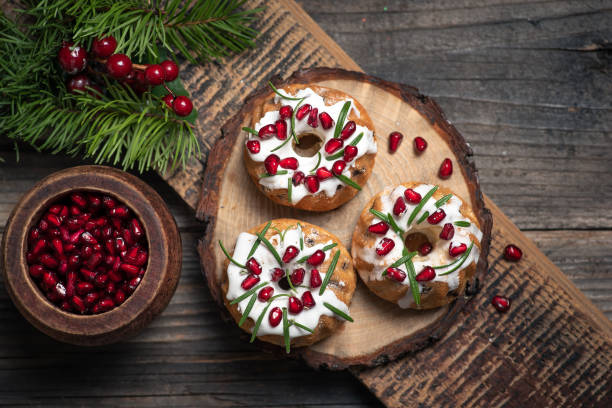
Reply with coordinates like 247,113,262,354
275,119,288,140
246,140,260,154
439,223,455,240
332,160,346,176
491,295,511,313
241,274,260,290
368,221,390,235
324,138,343,154
282,245,300,263
310,269,322,288
343,145,358,162
316,167,333,181
419,242,433,256
258,124,277,139
279,105,293,120
290,268,305,285
439,158,453,179
307,250,325,266
385,267,406,282
307,107,319,128
388,131,403,153
319,112,334,129
414,136,427,153
404,188,422,204
288,296,304,314
301,291,316,309
26,191,147,315
305,176,320,193
246,258,262,275
415,266,435,282
258,286,274,302
269,306,283,326
296,104,311,120
264,154,280,175
376,238,395,256
393,197,406,216
504,244,523,262
449,242,467,257
427,209,446,224
279,157,298,170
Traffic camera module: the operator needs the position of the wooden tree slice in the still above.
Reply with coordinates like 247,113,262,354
197,67,493,369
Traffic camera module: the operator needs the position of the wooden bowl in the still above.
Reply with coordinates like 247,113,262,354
1,165,181,345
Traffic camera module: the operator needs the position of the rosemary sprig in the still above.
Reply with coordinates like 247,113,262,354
416,211,430,224
435,194,453,208
218,240,246,268
238,293,257,327
247,221,272,258
268,81,302,101
242,126,258,136
454,221,471,227
283,307,290,353
325,132,364,160
390,252,416,268
287,177,293,203
323,302,353,322
407,186,438,225
284,269,297,291
291,97,306,144
438,242,474,276
403,248,420,306
297,223,304,250
259,170,288,178
319,250,341,295
370,208,388,222
292,321,314,333
309,152,322,173
230,281,268,305
335,174,361,190
256,232,283,265
333,101,351,139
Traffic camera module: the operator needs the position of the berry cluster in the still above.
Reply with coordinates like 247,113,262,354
58,35,193,117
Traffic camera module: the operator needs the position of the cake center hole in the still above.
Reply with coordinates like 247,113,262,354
293,133,323,157
404,232,430,253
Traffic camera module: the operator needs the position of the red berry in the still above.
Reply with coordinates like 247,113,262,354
504,244,522,262
162,94,174,109
414,136,427,153
67,74,92,93
393,197,406,216
172,96,193,117
332,160,346,175
324,138,343,154
491,295,511,313
439,223,455,240
418,242,433,256
58,43,87,74
343,145,358,162
316,167,332,181
310,269,322,288
275,119,288,140
258,286,274,302
427,209,446,224
292,171,305,186
246,258,262,275
385,267,406,282
295,104,311,120
449,242,468,257
319,112,334,129
258,124,276,139
307,107,319,128
144,64,164,85
282,245,300,263
404,188,422,203
246,140,260,154
269,307,282,327
92,36,117,58
288,296,303,314
368,222,389,235
290,268,305,286
160,60,179,81
307,250,325,266
279,157,298,170
305,176,320,193
279,105,293,120
415,266,435,282
340,121,356,140
389,131,403,153
439,158,453,179
301,291,316,309
264,154,280,175
106,54,132,79
376,238,395,256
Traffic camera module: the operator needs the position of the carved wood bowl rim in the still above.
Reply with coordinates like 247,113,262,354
196,67,493,369
1,165,182,346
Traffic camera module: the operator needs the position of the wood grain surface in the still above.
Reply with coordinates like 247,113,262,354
1,0,611,406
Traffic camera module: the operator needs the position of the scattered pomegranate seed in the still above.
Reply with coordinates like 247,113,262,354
414,137,427,153
305,176,320,193
393,197,406,216
449,243,468,257
319,112,334,129
415,266,435,282
310,269,322,288
246,258,262,275
324,138,343,154
332,160,346,175
241,274,260,290
275,119,287,140
340,121,356,140
388,131,403,153
385,267,406,282
368,222,390,235
288,296,304,314
376,238,395,256
296,104,311,120
307,107,319,128
282,246,300,263
258,286,274,302
258,124,277,139
504,244,522,262
404,188,422,204
439,223,455,240
279,157,298,170
279,105,293,120
316,167,333,181
427,209,446,224
271,268,285,282
301,291,316,309
439,158,453,179
264,154,280,175
290,268,305,286
491,295,511,313
418,242,433,256
307,250,325,266
292,171,305,186
343,145,358,162
269,307,282,327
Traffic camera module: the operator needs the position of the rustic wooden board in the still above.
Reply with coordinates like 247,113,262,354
197,67,493,369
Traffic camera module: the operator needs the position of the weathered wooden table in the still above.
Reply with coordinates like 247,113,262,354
1,1,611,406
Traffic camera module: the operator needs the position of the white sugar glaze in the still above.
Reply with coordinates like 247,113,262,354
226,224,350,339
357,184,482,309
245,87,377,204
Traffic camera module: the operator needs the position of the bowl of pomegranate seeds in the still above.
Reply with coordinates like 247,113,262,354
1,166,181,345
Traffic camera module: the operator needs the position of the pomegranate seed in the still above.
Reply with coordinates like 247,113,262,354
258,286,274,302
271,268,285,282
290,268,305,285
295,104,311,120
258,124,277,139
60,301,72,312
29,265,45,279
40,254,59,269
439,158,453,179
343,145,358,162
76,281,94,295
279,157,298,170
38,219,49,231
29,227,41,244
102,196,116,209
385,267,406,282
84,292,99,307
439,223,455,240
264,154,280,175
135,251,148,266
70,193,87,207
275,119,288,140
288,296,303,314
96,298,115,313
114,290,126,305
324,138,343,154
376,238,395,256
388,131,403,153
368,222,389,235
86,252,103,269
43,271,58,288
48,205,62,215
492,295,511,313
279,105,293,120
307,250,325,266
26,252,36,264
292,171,305,186
109,269,123,283
127,276,141,293
94,273,109,288
404,189,422,204
106,281,117,295
316,167,332,181
124,246,139,263
79,268,97,282
319,112,334,129
332,160,346,175
46,213,62,227
449,243,468,257
241,274,260,290
80,231,98,245
120,263,140,277
307,107,319,128
66,271,76,297
504,244,522,262
427,209,446,224
269,307,282,327
246,258,262,275
393,197,406,216
71,296,86,314
305,176,320,193
282,246,300,263
310,269,322,288
419,242,433,256
301,291,316,309
110,206,129,218
340,121,356,140
414,136,427,152
32,239,46,255
115,237,126,252
415,266,436,282
246,140,261,154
